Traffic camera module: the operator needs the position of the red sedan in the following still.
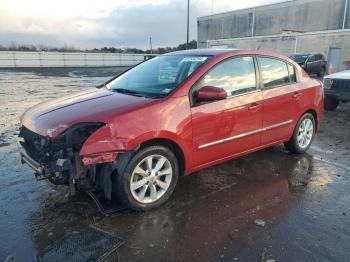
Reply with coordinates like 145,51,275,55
18,49,324,210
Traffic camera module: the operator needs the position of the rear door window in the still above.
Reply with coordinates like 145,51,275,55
258,57,290,89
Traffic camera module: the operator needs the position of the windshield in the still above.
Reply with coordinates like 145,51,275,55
106,55,210,97
289,54,309,64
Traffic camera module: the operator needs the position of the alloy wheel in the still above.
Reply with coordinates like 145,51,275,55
130,154,173,204
297,118,314,149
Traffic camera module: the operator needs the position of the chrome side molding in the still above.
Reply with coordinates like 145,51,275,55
198,120,293,149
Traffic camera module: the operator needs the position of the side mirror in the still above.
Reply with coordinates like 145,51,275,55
197,86,227,102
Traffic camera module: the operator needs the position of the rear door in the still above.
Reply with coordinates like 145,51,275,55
191,56,263,168
257,56,299,145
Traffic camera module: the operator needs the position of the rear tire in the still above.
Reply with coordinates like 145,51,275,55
324,96,339,111
114,145,179,211
284,113,315,154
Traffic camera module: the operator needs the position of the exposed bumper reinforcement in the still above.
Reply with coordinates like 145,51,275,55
17,139,44,176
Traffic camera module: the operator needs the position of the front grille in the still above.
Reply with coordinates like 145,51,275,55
19,126,66,163
331,79,350,91
19,126,72,185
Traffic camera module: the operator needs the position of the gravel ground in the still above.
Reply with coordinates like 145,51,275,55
0,68,349,261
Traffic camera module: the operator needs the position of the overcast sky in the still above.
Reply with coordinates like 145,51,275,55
0,0,283,49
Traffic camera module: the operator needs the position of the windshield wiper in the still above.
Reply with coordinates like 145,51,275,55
143,93,166,99
96,83,107,89
112,88,146,97
113,88,166,99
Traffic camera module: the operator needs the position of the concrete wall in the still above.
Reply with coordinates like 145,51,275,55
207,30,350,71
0,52,153,68
198,0,350,47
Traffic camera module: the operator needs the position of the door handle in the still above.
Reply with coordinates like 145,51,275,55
248,102,261,111
293,91,302,98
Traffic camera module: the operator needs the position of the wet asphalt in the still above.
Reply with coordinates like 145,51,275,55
0,68,349,262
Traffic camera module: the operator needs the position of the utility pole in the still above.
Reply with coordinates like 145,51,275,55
149,37,153,54
343,0,348,29
186,0,190,49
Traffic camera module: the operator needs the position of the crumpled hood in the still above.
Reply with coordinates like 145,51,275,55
324,70,350,80
21,88,153,137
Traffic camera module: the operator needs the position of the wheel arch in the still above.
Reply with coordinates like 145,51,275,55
289,109,319,141
302,109,318,132
139,138,186,176
292,108,319,135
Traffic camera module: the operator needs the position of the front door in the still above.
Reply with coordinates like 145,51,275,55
191,56,263,168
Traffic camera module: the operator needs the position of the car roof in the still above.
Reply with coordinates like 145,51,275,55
164,48,296,64
166,48,301,60
164,48,239,56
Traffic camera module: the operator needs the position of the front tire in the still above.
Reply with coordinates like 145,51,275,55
114,145,179,211
324,96,339,111
284,113,315,154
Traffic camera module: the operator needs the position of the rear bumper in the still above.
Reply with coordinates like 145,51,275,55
17,139,44,175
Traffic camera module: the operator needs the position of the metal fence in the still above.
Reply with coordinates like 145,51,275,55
0,51,155,68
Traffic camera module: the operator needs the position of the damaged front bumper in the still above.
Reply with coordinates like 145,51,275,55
17,139,45,177
17,124,126,199
17,138,71,181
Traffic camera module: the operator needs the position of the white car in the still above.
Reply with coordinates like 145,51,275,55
323,67,350,111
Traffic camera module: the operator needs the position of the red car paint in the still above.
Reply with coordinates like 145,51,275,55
21,49,324,175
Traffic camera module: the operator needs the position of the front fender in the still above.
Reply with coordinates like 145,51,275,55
79,96,193,169
79,125,192,170
79,124,129,156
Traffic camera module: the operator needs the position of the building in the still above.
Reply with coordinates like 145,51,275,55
197,0,350,71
